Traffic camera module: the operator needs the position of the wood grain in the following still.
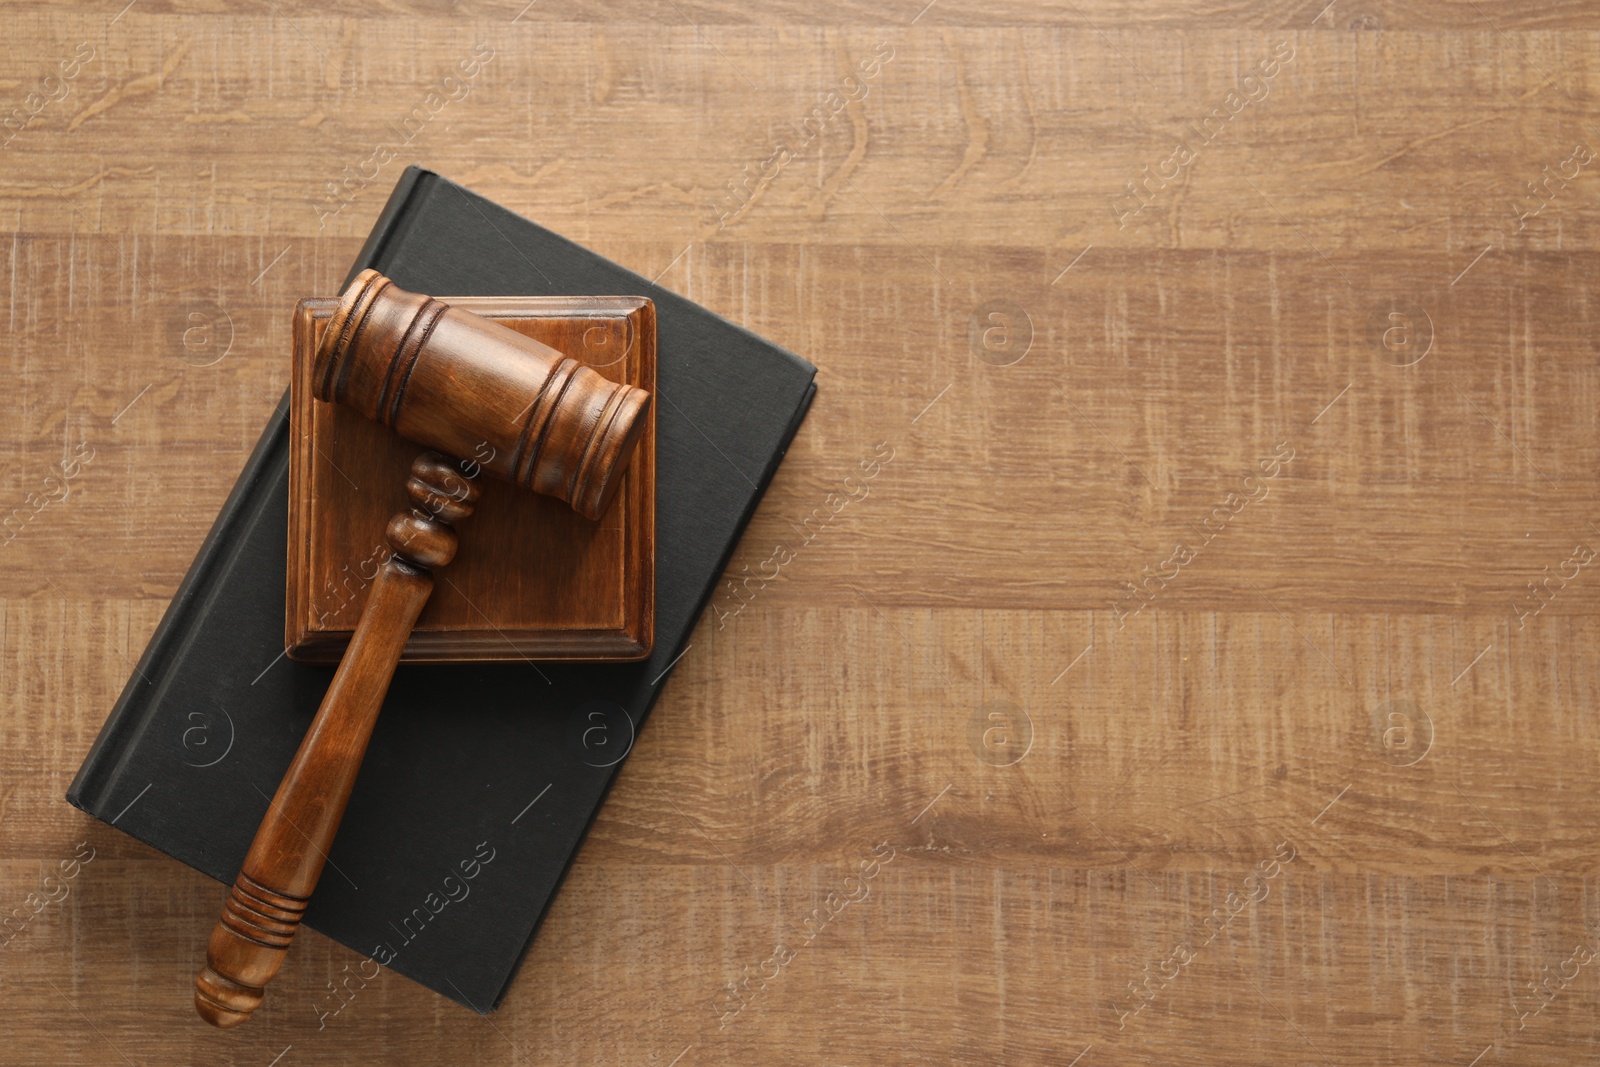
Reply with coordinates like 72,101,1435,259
6,2,1600,1064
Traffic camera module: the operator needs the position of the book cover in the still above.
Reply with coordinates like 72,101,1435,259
67,166,817,1014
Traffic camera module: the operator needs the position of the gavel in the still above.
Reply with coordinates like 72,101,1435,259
193,270,651,1028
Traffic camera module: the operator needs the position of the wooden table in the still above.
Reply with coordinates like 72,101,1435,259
4,2,1598,1063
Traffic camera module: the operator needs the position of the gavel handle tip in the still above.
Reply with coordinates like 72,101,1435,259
194,965,262,1029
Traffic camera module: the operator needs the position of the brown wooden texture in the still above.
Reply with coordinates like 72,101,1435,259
287,291,656,662
8,2,1600,1065
312,273,651,523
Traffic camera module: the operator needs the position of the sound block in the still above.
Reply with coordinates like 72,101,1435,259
285,295,655,663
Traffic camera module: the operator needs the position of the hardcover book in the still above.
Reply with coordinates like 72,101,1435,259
67,166,817,1014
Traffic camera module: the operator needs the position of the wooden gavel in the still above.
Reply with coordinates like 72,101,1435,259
193,270,651,1027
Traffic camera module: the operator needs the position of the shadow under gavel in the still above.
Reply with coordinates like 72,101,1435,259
193,270,651,1028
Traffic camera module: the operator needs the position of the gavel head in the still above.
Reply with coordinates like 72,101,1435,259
314,269,651,521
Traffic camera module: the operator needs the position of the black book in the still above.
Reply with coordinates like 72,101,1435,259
67,166,816,1014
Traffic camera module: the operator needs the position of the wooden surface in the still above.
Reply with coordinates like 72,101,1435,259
288,294,655,662
5,1,1600,1064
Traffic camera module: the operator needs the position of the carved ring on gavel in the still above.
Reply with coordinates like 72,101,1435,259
193,270,651,1028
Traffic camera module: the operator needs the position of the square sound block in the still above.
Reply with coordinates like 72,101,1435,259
285,296,655,664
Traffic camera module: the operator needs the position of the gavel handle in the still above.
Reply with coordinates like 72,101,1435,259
195,452,477,1028
194,557,430,1027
